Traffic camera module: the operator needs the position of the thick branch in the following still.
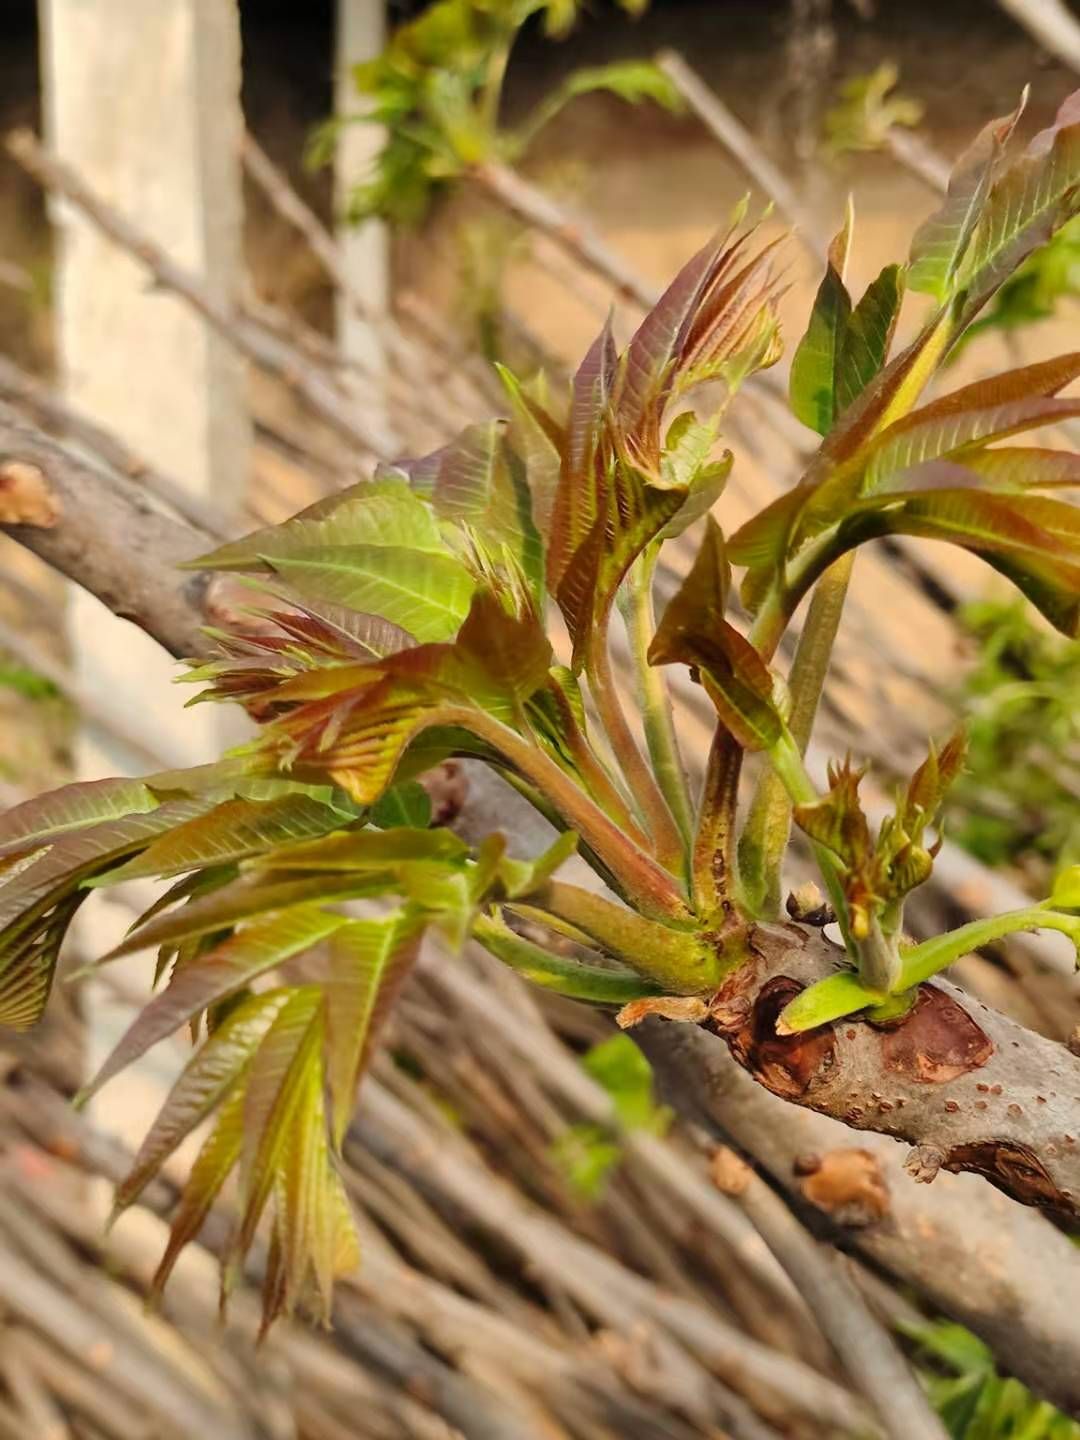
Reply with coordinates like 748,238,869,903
699,920,1080,1217
639,1015,1080,1419
0,404,213,659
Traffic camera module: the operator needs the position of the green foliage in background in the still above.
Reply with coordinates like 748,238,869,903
962,216,1080,346
948,598,1080,874
823,62,924,156
907,1320,1080,1439
313,0,678,224
552,1033,669,1199
0,659,59,703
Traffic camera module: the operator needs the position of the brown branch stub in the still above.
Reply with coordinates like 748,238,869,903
0,460,60,527
0,402,214,660
710,1146,752,1197
798,1148,891,1226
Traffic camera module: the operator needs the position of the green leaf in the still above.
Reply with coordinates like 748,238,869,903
789,207,853,435
552,60,682,114
649,518,782,750
835,263,904,415
423,420,545,604
957,89,1080,326
107,872,393,961
0,777,159,859
235,987,324,1261
908,96,1026,300
1050,865,1080,911
184,477,449,572
370,781,432,829
0,798,217,1030
847,487,1080,637
113,989,290,1214
582,1032,669,1133
322,913,425,1145
88,794,355,886
494,829,579,899
776,970,882,1034
955,446,1080,490
79,907,351,1104
547,316,618,590
863,357,1080,491
272,545,476,643
151,1084,247,1301
255,826,470,873
496,364,564,540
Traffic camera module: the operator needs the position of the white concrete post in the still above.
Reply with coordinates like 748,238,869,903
335,0,392,410
39,0,251,776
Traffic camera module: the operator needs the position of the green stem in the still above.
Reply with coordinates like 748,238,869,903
897,906,1080,991
545,697,652,850
441,706,690,923
740,555,855,917
480,36,512,139
585,627,687,878
472,912,660,1004
530,879,722,994
778,904,1080,1034
619,552,695,858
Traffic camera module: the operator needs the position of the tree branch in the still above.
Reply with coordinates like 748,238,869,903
997,0,1080,73
710,1147,948,1440
638,1014,1080,1419
696,920,1080,1216
0,403,213,658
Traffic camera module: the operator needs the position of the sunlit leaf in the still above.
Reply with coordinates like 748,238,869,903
835,263,904,415
370,780,432,829
0,777,158,859
113,988,290,1214
80,907,350,1103
322,912,425,1145
789,207,853,435
649,517,782,749
272,545,476,643
958,90,1080,325
89,794,355,886
184,476,449,572
908,95,1026,300
151,1084,246,1301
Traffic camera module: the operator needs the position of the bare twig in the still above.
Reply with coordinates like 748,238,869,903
883,127,950,194
240,132,502,426
7,127,396,459
0,354,235,539
656,50,829,264
472,159,662,311
711,1148,948,1440
997,0,1080,73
